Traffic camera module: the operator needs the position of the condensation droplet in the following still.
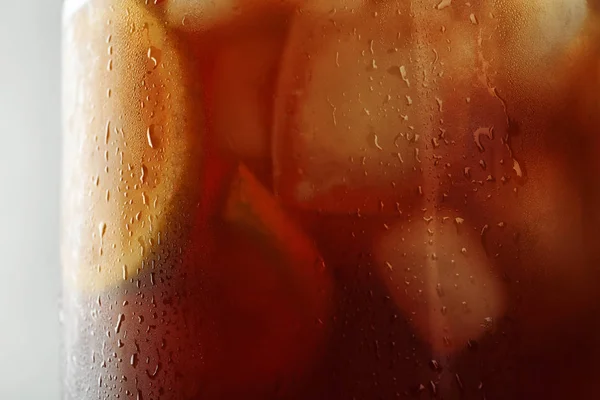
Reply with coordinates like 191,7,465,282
99,222,107,237
437,0,452,10
474,127,493,152
146,127,155,148
115,313,124,334
513,159,523,178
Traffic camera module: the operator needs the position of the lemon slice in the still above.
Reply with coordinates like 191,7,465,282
62,0,203,292
223,164,333,329
224,164,332,313
209,164,333,392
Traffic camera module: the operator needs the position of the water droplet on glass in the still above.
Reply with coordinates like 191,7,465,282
114,313,124,334
513,159,523,178
455,373,464,390
437,0,452,10
474,127,493,152
146,126,155,148
430,381,437,395
140,165,147,183
105,121,111,144
99,222,107,237
147,46,161,69
370,132,383,150
430,359,441,371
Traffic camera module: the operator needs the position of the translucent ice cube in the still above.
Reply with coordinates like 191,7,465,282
374,219,507,355
274,4,424,214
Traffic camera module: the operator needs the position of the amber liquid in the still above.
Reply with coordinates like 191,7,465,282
62,1,600,399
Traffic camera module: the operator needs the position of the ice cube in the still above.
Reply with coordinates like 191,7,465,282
274,0,537,214
374,219,507,355
274,4,425,214
209,19,288,183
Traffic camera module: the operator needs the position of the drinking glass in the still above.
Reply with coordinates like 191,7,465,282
61,0,600,398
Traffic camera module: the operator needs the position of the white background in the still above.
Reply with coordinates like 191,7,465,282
0,1,62,399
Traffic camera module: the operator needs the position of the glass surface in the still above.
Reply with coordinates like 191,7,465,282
61,0,600,398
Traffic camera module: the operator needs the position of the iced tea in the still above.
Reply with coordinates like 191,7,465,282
61,0,600,398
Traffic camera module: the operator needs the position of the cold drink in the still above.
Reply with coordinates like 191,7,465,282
61,0,600,398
